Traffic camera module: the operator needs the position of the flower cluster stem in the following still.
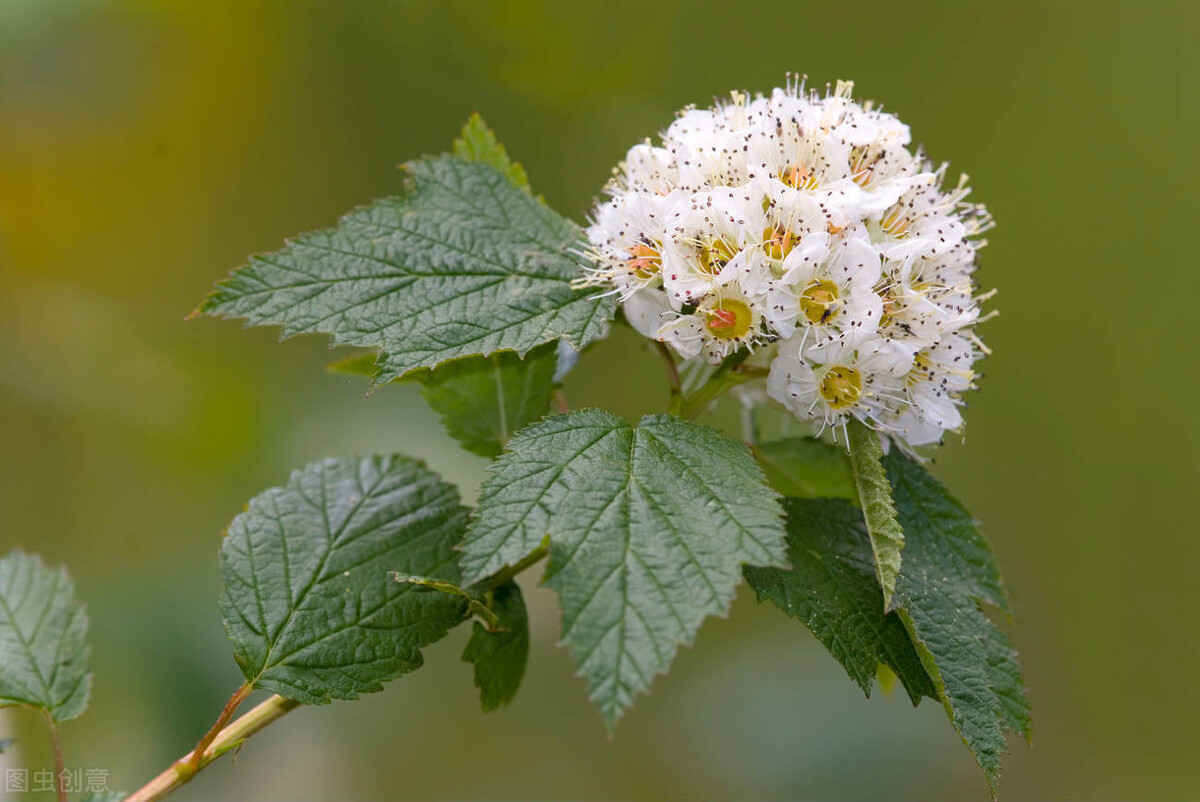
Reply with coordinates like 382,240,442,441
676,352,759,421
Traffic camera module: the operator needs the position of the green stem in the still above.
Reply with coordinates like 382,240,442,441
676,353,761,421
476,538,550,593
124,694,300,802
41,710,66,802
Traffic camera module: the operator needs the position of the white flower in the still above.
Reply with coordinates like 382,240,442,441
581,76,993,450
658,286,767,363
767,335,910,434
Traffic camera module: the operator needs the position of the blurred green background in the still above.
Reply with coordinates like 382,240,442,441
1,1,1196,799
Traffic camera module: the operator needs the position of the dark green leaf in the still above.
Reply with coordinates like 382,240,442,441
461,580,530,712
886,451,1030,795
453,113,530,190
846,419,905,610
0,550,91,722
745,498,935,704
753,437,856,500
219,456,470,704
461,410,787,726
196,156,614,385
416,342,558,458
390,573,501,630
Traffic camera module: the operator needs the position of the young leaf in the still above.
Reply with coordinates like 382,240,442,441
744,498,935,704
752,437,856,500
0,550,91,722
416,342,558,458
461,580,530,712
846,419,905,610
461,410,787,726
885,451,1031,794
390,573,501,630
219,456,471,705
453,112,530,190
195,155,614,385
326,350,383,380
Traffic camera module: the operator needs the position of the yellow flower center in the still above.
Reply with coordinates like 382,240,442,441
627,242,660,280
819,366,863,409
881,206,911,238
849,145,877,187
780,164,819,190
703,298,753,340
763,226,797,261
696,237,738,276
800,279,840,324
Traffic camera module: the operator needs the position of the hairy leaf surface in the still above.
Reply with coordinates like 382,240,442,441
886,452,1030,795
462,410,787,725
0,551,91,721
847,420,905,610
461,580,530,712
745,498,935,703
197,155,613,384
220,456,470,704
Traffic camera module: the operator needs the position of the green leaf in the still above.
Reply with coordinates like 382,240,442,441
196,155,614,385
846,419,905,610
752,437,856,500
219,456,471,704
325,350,383,380
461,580,530,712
0,550,91,722
416,342,558,458
461,410,787,726
885,451,1030,795
390,573,501,630
453,112,530,190
744,498,936,704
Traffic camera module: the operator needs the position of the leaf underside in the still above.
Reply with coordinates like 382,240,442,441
220,456,470,704
886,452,1031,795
752,437,857,501
846,419,906,610
417,342,559,458
196,155,614,385
461,580,530,712
744,498,935,704
461,409,788,726
0,550,91,722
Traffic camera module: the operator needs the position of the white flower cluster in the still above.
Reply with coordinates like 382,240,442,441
580,79,993,447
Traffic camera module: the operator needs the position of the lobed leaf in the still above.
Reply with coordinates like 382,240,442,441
196,154,614,385
745,498,935,704
219,456,470,704
0,550,91,722
886,451,1030,795
461,409,787,726
846,419,905,611
461,580,530,712
453,112,530,190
